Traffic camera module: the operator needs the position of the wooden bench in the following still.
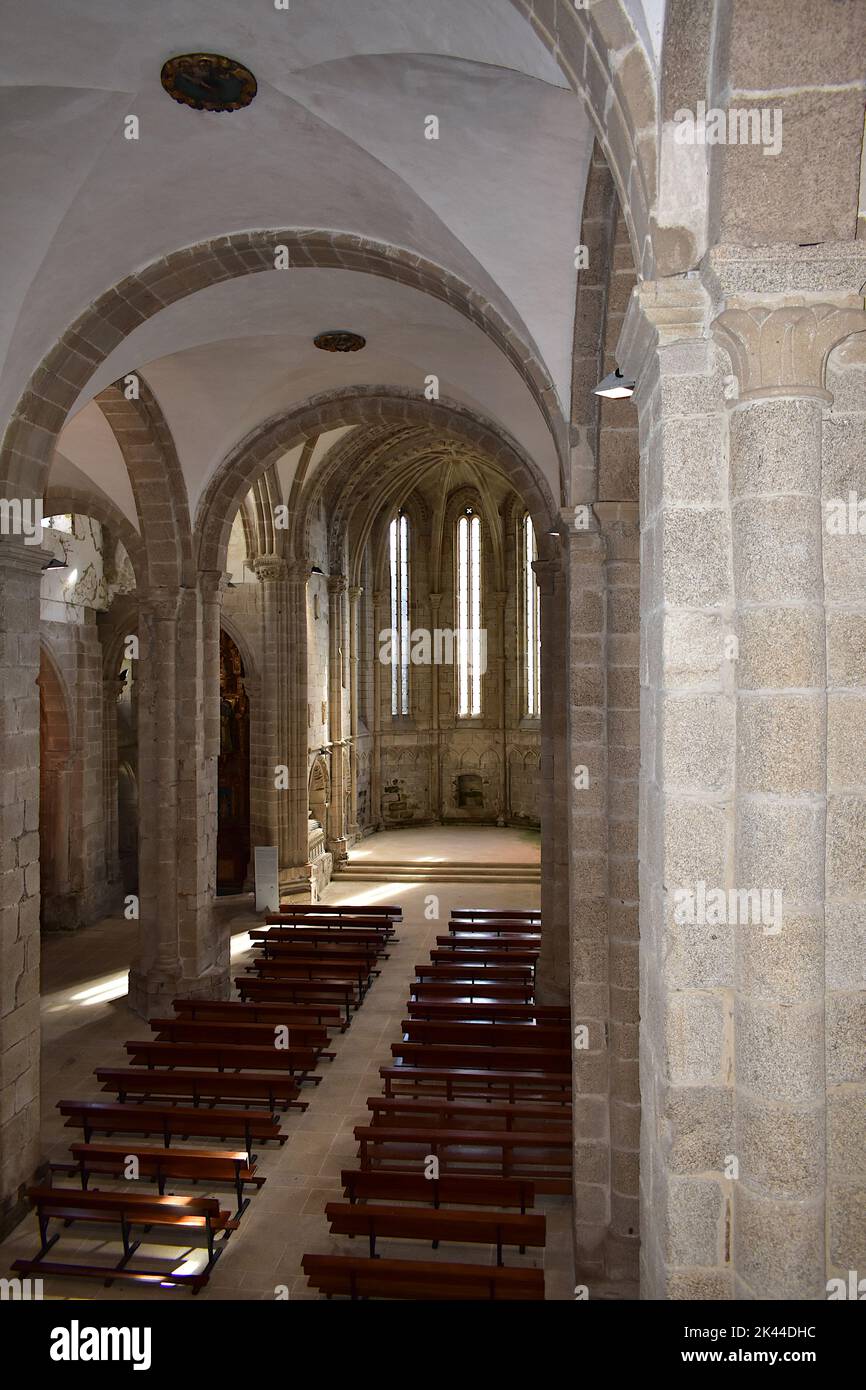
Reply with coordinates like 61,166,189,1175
302,1253,543,1300
447,920,542,936
340,1169,536,1213
451,909,540,922
324,1201,545,1264
60,1142,262,1214
429,948,538,969
249,957,375,994
400,1019,570,1050
440,933,541,949
173,997,346,1031
276,904,401,920
126,1038,322,1080
11,1257,211,1294
407,1001,570,1025
58,1100,286,1160
252,927,389,957
409,981,535,1003
380,1065,571,1104
96,1067,306,1113
236,976,358,1023
366,1095,571,1132
414,963,534,985
391,1041,571,1074
14,1185,237,1273
354,1125,571,1193
149,1016,333,1057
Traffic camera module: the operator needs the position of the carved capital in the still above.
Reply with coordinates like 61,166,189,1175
139,587,181,624
327,573,348,596
712,303,866,404
532,557,563,595
252,554,286,584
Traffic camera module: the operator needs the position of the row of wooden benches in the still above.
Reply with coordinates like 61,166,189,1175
10,901,403,1295
303,907,572,1300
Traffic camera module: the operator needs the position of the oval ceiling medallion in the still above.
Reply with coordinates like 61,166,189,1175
160,53,257,112
314,331,367,353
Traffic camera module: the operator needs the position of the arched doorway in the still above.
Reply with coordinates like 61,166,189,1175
217,630,250,894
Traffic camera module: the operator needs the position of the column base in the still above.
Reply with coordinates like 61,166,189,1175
127,963,230,1019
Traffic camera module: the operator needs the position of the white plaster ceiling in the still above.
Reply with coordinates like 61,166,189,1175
58,269,560,518
4,0,661,536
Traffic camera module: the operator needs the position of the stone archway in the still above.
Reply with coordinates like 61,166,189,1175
0,230,566,505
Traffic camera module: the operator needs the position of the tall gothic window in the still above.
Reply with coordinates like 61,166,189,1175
523,513,541,718
456,509,483,718
389,512,410,716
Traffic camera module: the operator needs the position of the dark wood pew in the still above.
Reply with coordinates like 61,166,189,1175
366,1094,571,1132
354,1125,571,1193
16,1186,236,1267
409,981,535,1003
125,1038,322,1080
429,948,538,969
380,1064,572,1104
173,997,346,1031
252,927,389,957
250,939,383,976
436,934,539,956
442,932,541,947
340,1169,536,1213
400,1019,569,1050
277,903,402,916
414,963,534,985
58,1100,286,1160
324,1201,545,1264
407,1001,570,1025
451,909,539,922
236,976,358,1023
302,1252,543,1300
60,1141,263,1214
391,1041,571,1074
249,956,375,994
149,1016,333,1057
448,919,542,935
95,1067,307,1113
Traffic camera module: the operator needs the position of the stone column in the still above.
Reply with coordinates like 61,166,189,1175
327,574,349,859
371,589,386,828
492,590,508,823
618,258,866,1300
564,521,611,1280
0,541,43,1236
129,582,227,1017
712,296,866,1300
598,501,641,1284
348,585,362,839
619,277,737,1300
284,560,312,880
534,554,569,1004
429,591,443,818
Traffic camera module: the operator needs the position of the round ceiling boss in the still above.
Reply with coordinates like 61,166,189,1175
160,53,257,112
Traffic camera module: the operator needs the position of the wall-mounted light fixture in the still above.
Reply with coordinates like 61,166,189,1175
593,368,635,399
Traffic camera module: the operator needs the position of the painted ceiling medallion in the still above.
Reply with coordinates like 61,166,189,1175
314,331,367,353
160,53,257,112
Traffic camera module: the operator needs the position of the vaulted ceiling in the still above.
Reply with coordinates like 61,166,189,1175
2,0,664,540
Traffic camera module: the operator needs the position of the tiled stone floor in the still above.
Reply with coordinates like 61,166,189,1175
1,855,574,1301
